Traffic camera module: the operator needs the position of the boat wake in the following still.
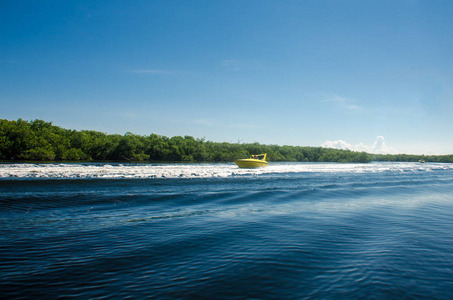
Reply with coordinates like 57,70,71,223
1,162,452,179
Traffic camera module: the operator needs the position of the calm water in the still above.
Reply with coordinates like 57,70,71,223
1,162,453,299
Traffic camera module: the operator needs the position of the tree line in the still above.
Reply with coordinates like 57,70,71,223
0,118,451,163
372,153,453,163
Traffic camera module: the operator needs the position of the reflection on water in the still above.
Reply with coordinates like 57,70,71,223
1,162,453,298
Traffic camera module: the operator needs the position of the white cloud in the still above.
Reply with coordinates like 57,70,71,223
371,136,394,154
321,136,395,154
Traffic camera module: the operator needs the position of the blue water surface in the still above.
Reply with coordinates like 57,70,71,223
1,162,453,299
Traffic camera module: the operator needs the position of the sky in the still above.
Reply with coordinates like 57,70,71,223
1,0,452,155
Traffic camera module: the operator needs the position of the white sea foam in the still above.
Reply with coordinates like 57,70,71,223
0,162,451,179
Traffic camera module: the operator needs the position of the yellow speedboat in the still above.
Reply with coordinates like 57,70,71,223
234,154,268,168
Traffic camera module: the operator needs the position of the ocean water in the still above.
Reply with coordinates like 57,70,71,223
1,162,453,299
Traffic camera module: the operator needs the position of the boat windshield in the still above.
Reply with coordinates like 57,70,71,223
251,154,266,160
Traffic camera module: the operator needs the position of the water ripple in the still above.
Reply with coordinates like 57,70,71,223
1,162,453,298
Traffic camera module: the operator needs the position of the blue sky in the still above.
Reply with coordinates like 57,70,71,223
1,0,452,155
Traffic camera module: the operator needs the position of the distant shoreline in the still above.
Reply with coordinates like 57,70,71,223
1,118,452,163
0,160,451,165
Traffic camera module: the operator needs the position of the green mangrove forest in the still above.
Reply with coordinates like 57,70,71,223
1,119,452,163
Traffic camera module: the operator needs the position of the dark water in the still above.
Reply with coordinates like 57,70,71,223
1,162,453,299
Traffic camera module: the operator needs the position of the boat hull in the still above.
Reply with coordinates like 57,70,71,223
234,159,268,168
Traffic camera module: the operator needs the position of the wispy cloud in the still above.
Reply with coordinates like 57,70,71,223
221,59,241,71
191,119,261,130
322,93,361,111
0,59,21,64
321,136,395,154
128,69,173,75
228,122,262,129
193,119,216,126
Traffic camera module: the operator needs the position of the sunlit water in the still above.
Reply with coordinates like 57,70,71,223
1,162,453,299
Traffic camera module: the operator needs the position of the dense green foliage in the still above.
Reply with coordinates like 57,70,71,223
1,118,451,163
372,153,453,163
0,118,375,163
